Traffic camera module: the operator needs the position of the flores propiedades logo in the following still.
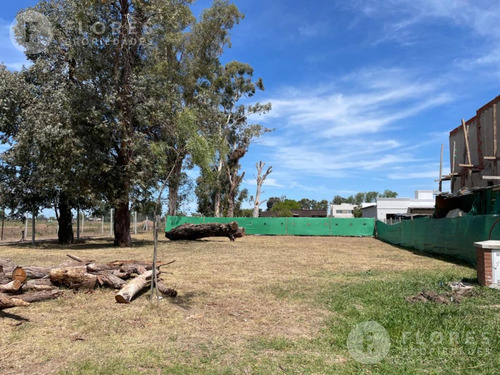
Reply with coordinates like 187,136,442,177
10,10,53,54
347,321,391,364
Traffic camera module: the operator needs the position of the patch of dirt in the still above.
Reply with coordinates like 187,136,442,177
406,289,476,305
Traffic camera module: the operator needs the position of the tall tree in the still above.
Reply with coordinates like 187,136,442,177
21,0,239,246
196,61,271,217
0,62,95,244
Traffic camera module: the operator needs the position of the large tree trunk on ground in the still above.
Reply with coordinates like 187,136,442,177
115,270,153,303
114,201,131,247
165,222,240,241
57,195,74,244
49,266,97,290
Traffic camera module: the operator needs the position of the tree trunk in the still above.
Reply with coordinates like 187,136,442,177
22,267,52,280
0,293,30,309
115,270,153,303
57,195,74,244
167,153,186,217
214,188,221,217
253,162,272,218
114,201,131,247
96,271,127,289
16,290,63,303
165,222,239,241
22,279,55,292
0,280,22,293
49,266,97,290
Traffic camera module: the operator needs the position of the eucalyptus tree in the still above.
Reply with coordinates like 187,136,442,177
195,61,272,217
0,61,100,244
18,0,217,246
147,0,244,217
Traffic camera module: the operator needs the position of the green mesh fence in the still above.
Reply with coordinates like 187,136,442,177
377,215,500,265
165,216,375,237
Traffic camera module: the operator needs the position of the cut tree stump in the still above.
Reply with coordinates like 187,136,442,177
115,270,153,304
12,267,27,283
49,266,97,290
165,222,240,241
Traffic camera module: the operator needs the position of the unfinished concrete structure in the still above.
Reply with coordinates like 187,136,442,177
446,96,500,193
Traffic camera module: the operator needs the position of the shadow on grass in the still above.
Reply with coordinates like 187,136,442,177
0,310,30,322
0,237,161,251
167,291,199,310
377,238,476,269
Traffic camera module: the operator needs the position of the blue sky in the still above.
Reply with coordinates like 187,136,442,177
2,0,500,211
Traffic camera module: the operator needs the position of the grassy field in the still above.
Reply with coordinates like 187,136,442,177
0,235,499,374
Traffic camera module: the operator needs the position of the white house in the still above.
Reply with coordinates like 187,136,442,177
330,203,356,218
362,190,435,222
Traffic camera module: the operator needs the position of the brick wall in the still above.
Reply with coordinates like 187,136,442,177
476,247,493,286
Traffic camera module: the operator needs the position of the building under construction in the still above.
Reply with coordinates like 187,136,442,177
445,95,500,193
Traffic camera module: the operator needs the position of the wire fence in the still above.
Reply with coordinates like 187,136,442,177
0,212,164,242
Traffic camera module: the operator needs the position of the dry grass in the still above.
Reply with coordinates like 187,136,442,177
0,235,473,374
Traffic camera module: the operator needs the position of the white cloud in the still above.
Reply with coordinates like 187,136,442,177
354,0,500,68
298,22,329,38
262,67,453,138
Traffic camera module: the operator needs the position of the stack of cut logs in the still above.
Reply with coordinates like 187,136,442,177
0,255,177,310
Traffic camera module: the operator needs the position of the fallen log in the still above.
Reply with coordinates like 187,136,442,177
49,266,97,290
120,264,147,275
115,270,153,304
232,227,246,241
97,271,127,289
87,261,160,274
16,290,63,303
22,279,56,292
0,280,22,293
165,222,240,241
23,267,52,280
66,254,86,263
0,292,30,309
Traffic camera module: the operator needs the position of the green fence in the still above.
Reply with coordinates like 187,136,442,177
377,215,500,265
165,216,375,237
